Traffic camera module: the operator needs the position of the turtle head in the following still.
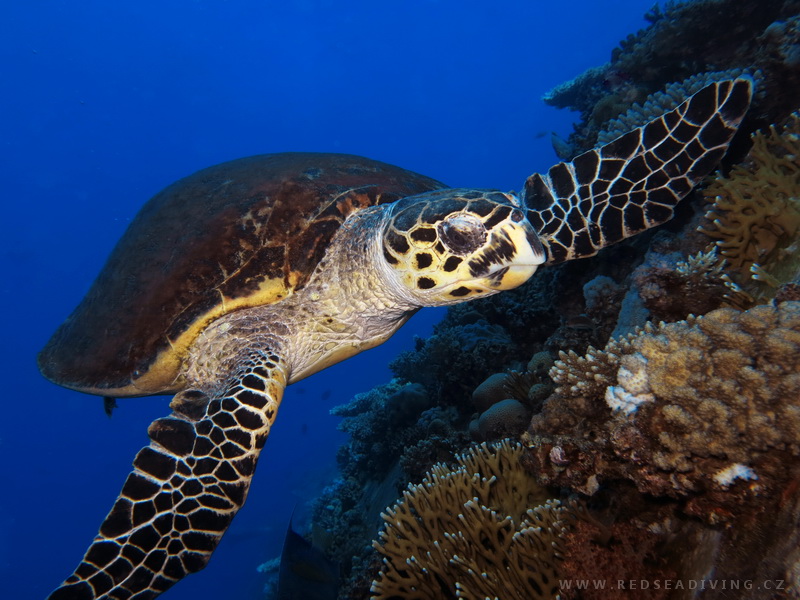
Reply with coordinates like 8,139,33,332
380,189,546,306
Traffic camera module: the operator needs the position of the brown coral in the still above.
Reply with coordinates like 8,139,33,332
558,518,681,600
371,440,570,600
470,354,556,441
550,333,635,400
634,248,735,322
528,302,800,502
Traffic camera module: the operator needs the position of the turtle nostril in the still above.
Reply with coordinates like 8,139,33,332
438,214,486,255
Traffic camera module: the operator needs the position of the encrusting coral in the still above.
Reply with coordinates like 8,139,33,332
699,110,800,304
526,301,800,504
371,440,572,600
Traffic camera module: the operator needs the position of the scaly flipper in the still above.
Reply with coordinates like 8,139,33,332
49,351,287,600
524,78,752,264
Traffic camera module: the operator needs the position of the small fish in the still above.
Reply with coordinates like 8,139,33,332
102,396,117,417
565,314,595,331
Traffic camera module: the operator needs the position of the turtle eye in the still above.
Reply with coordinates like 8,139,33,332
438,214,486,255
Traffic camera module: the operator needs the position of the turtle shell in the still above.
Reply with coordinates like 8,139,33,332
39,153,445,397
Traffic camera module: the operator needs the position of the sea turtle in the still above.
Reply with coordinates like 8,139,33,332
42,78,751,599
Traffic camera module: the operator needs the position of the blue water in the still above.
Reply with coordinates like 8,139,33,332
1,1,655,598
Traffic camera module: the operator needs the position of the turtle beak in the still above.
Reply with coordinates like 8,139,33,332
474,220,546,291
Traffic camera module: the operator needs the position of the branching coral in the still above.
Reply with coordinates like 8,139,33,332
550,333,634,400
528,302,800,502
700,111,800,303
371,440,571,600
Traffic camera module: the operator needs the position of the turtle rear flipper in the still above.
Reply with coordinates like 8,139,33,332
525,78,753,264
48,351,287,600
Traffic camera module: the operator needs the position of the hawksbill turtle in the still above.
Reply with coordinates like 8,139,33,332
41,78,751,599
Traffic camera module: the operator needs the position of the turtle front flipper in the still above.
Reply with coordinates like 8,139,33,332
48,351,288,600
524,78,753,264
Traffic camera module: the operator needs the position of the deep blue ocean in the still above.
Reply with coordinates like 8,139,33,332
2,2,656,598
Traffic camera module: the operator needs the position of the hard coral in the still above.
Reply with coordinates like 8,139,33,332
371,440,570,600
528,302,800,502
470,353,556,442
472,372,513,413
558,518,679,600
477,399,530,441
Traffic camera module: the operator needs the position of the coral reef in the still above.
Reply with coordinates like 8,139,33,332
307,5,800,598
330,381,471,487
389,273,557,407
632,246,732,323
312,381,478,598
371,440,571,600
520,302,800,598
545,0,800,157
529,302,800,510
472,372,515,413
558,517,679,600
526,301,800,503
467,353,556,442
390,317,518,405
332,381,432,481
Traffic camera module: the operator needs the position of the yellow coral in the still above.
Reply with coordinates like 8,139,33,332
541,302,800,496
629,304,800,464
700,111,800,302
371,440,570,600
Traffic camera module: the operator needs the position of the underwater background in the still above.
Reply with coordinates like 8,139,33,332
0,1,774,599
